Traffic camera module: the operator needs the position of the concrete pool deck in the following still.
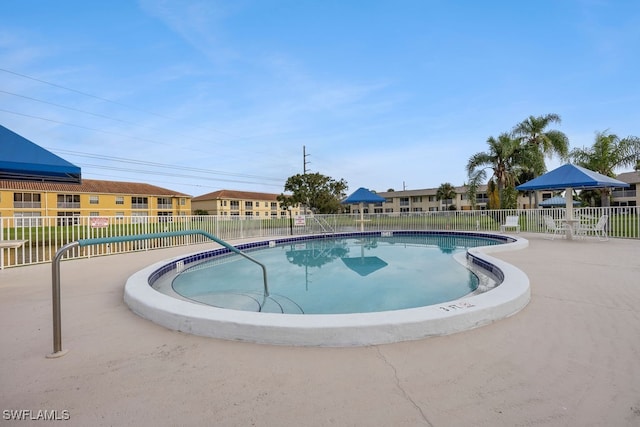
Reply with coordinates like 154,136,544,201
1,233,639,426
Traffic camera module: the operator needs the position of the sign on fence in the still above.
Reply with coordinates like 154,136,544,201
90,217,109,228
294,215,306,226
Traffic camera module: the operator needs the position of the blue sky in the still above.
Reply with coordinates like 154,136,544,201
1,0,639,196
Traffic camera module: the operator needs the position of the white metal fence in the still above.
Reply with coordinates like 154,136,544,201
1,206,638,268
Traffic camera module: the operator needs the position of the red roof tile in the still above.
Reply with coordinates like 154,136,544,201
0,179,190,197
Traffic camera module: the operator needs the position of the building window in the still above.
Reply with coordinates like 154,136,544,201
131,197,148,209
412,196,422,203
476,193,488,204
57,194,80,209
230,201,239,210
90,212,99,216
14,212,42,226
271,202,278,210
180,198,186,206
399,197,409,206
255,202,260,208
245,201,253,210
89,195,99,204
157,197,172,209
131,212,148,223
13,192,41,208
158,211,173,222
57,212,80,226
115,196,124,205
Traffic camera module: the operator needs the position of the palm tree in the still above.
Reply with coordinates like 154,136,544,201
466,133,532,209
570,130,640,206
436,182,456,211
513,113,570,206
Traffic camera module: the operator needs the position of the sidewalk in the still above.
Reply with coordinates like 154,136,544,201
1,235,639,426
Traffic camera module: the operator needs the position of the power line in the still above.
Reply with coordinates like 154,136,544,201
0,108,177,146
0,88,246,146
0,67,297,188
0,67,240,139
0,68,295,162
79,163,283,187
49,148,284,182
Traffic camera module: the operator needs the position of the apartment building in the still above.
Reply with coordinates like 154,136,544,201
191,190,300,217
612,171,639,207
0,179,191,225
348,184,498,214
346,172,639,214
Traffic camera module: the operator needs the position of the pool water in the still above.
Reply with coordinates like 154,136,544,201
169,234,501,314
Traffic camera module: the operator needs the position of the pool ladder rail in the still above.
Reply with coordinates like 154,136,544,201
49,230,268,358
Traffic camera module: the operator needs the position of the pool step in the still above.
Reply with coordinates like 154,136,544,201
190,291,304,314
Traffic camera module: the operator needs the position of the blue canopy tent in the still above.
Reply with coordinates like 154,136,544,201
0,125,81,184
539,196,581,208
516,164,629,218
341,187,386,231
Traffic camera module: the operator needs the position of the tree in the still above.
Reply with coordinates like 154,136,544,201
436,182,456,211
570,130,640,206
513,113,570,206
466,133,531,209
279,172,348,214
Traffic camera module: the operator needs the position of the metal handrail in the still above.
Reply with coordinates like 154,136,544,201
48,230,268,358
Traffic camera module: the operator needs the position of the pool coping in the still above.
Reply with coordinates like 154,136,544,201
124,231,530,346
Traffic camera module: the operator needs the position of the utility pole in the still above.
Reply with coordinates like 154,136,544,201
303,145,311,174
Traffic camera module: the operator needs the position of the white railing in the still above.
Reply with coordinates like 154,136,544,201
1,206,638,268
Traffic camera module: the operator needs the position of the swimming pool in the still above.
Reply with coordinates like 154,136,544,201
163,234,501,314
125,231,530,346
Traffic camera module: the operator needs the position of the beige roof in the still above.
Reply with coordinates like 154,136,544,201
0,179,190,197
192,189,280,202
616,171,640,184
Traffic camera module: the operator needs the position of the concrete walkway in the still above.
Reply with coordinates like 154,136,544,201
1,234,639,426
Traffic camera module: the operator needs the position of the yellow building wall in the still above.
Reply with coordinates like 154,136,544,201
193,197,299,217
0,189,191,218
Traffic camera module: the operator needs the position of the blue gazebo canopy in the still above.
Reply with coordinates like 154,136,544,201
342,187,386,204
0,125,81,184
539,196,581,207
516,164,629,191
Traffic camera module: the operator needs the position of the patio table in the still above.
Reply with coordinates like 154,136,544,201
559,219,581,240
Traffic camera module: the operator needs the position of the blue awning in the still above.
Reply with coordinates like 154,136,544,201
0,125,81,183
342,187,386,204
539,196,581,207
516,164,629,191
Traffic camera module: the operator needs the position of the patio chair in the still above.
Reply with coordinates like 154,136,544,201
542,215,567,240
500,215,520,233
577,214,609,241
